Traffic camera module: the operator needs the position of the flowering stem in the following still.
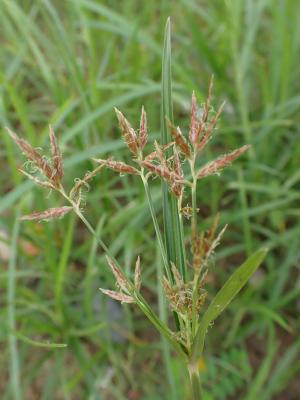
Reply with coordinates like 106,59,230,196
141,173,172,282
59,187,186,356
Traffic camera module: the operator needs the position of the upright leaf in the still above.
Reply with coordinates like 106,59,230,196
191,248,268,364
161,18,186,281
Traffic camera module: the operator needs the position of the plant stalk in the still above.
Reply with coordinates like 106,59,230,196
188,364,203,400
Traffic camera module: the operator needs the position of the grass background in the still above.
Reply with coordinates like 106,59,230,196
1,0,300,399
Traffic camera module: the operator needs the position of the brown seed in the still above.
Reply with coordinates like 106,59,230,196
139,106,147,150
20,206,72,222
49,125,64,181
197,145,250,179
114,108,139,155
99,288,135,303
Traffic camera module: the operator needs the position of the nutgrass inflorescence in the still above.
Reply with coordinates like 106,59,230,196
7,21,268,400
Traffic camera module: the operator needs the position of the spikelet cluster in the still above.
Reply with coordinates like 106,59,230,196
100,256,141,304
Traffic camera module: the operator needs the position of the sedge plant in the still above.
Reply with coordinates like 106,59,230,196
6,19,267,400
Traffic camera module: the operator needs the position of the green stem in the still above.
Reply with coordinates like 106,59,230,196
188,364,203,400
59,187,186,356
141,174,172,282
190,155,199,336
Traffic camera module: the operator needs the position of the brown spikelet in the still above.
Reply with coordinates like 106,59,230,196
170,149,184,198
19,169,56,190
169,122,191,158
20,206,72,222
171,263,184,287
139,106,147,150
49,125,63,181
207,213,220,243
93,158,139,175
105,256,131,293
141,160,183,183
144,143,174,162
6,128,54,180
99,288,135,303
205,224,227,262
197,145,250,179
134,256,141,291
196,101,225,152
189,90,199,145
154,140,167,166
191,232,205,271
114,108,139,155
70,164,104,203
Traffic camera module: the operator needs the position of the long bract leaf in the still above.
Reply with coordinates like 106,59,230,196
161,18,186,281
191,248,268,364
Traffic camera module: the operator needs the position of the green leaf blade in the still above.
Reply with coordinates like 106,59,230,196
191,248,268,364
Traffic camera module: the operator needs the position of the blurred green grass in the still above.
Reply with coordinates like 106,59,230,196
1,1,300,399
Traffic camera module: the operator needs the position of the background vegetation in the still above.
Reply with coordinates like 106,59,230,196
1,1,300,399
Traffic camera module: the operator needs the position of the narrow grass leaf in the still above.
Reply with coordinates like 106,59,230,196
191,248,268,364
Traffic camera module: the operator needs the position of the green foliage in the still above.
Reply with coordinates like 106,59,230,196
1,1,300,399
